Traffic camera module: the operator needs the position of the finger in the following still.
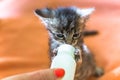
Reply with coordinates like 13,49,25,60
2,68,65,80
27,69,57,80
28,68,65,80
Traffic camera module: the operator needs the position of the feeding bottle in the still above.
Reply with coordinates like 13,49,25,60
50,44,76,80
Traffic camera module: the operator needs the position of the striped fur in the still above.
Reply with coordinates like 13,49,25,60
35,7,103,80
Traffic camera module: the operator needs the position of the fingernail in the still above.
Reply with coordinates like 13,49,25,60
54,68,65,78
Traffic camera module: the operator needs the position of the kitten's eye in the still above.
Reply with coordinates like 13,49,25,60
73,33,80,39
56,33,64,39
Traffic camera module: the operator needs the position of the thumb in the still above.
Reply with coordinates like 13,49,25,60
1,68,65,80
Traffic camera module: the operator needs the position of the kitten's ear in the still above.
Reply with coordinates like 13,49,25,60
77,8,95,22
34,8,57,30
34,8,55,18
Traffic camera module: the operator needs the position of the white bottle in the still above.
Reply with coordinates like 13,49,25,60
50,44,76,80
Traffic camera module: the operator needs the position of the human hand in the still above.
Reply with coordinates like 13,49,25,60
1,68,65,80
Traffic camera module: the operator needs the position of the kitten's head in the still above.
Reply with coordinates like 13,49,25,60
34,7,94,46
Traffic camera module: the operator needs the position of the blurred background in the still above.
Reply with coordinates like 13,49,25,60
0,0,120,80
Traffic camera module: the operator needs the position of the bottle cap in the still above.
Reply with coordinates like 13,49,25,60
57,44,75,58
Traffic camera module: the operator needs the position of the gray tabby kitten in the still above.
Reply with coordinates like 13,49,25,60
34,7,103,80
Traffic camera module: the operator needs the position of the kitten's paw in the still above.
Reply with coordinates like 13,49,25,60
94,67,104,77
74,48,81,62
52,48,58,56
75,48,80,55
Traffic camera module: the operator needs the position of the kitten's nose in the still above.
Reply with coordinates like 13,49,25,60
65,37,72,44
